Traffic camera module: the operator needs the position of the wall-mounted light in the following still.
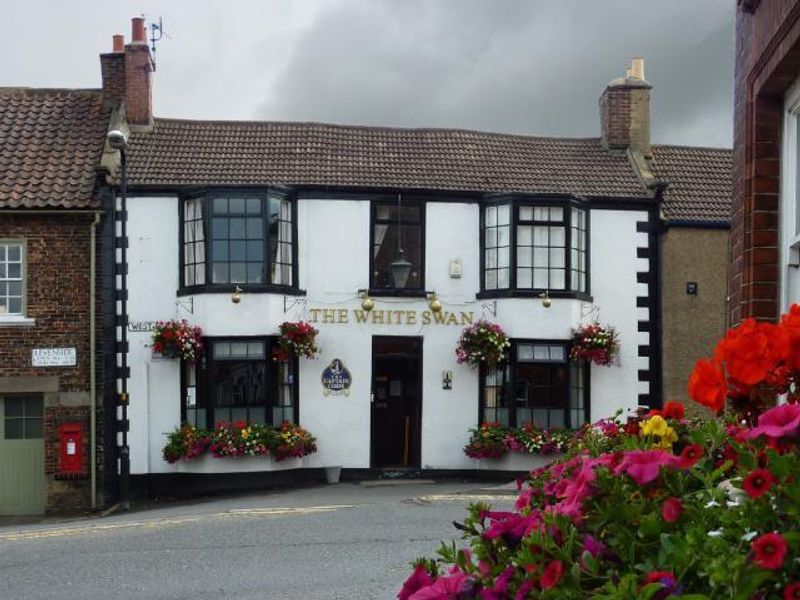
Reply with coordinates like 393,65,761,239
358,289,375,312
231,286,243,304
538,291,552,309
427,291,443,314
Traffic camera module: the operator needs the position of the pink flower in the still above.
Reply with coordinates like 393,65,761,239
483,511,543,544
540,560,564,589
614,450,682,485
398,566,433,600
408,571,471,600
747,403,800,440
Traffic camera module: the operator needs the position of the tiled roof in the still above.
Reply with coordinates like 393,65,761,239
0,88,110,209
650,144,732,224
124,118,649,198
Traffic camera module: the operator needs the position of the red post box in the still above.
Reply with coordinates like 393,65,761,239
59,423,83,474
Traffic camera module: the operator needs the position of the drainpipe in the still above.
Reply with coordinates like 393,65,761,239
90,210,101,510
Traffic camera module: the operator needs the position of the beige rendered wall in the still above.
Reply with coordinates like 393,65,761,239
661,227,729,407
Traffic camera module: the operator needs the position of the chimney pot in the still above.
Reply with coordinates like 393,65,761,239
631,57,645,81
112,34,125,53
131,17,146,43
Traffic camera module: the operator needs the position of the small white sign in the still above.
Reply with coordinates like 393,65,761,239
128,321,158,332
32,347,77,367
66,441,77,456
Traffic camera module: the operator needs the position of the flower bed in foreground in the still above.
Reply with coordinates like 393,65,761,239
400,404,800,599
163,421,317,463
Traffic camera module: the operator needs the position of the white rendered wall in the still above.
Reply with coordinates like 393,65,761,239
588,209,650,421
124,194,650,473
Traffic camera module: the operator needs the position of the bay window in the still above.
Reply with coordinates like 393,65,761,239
183,338,297,429
180,190,296,291
481,199,588,296
480,341,588,429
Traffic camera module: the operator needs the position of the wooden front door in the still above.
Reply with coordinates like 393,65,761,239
0,395,45,516
371,337,422,469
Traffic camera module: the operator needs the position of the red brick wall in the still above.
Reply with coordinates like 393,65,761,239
0,214,94,391
600,86,632,148
731,1,800,324
124,44,152,125
100,51,125,110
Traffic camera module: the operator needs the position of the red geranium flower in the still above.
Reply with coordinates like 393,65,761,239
540,560,564,590
688,358,727,413
662,401,685,421
661,497,682,523
741,469,776,499
752,532,788,570
679,444,703,468
785,582,800,600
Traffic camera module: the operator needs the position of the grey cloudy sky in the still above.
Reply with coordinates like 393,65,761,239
6,0,733,147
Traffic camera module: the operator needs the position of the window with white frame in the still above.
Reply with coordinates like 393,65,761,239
780,78,800,310
180,191,295,290
480,341,588,429
481,200,588,295
0,242,24,316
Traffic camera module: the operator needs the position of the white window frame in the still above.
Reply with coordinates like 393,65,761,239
0,239,33,326
780,77,800,312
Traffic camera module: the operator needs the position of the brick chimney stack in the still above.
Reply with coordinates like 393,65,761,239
124,17,154,126
100,17,154,126
599,58,652,156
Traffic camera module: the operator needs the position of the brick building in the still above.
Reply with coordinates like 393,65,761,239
0,89,111,515
731,0,800,323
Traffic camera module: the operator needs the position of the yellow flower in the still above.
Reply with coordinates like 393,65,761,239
640,415,669,437
241,429,249,439
641,415,678,448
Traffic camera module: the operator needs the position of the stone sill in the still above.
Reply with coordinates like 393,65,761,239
0,316,35,327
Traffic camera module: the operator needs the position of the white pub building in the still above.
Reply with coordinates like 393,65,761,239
102,33,678,493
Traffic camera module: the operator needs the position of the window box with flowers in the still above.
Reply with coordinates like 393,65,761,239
569,322,619,366
163,420,317,474
455,320,510,369
465,421,572,471
151,319,203,361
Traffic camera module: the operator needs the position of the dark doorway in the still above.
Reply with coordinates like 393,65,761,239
371,336,422,469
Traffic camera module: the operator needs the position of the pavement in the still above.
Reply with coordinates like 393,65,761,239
0,479,518,600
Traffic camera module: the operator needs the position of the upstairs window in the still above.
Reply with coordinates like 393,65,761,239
181,191,295,290
0,242,24,316
371,200,424,292
481,200,588,296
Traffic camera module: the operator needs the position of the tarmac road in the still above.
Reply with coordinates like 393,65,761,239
0,480,515,600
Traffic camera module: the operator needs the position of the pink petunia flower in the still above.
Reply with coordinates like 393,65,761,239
747,403,800,440
614,450,682,485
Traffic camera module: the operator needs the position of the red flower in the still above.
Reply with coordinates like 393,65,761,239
741,469,776,499
661,401,685,421
679,444,703,468
688,358,727,413
540,560,564,590
661,497,682,523
752,532,788,570
785,582,800,600
644,571,676,585
715,318,780,386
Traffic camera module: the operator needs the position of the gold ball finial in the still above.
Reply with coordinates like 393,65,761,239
361,296,375,312
231,286,243,304
427,292,443,314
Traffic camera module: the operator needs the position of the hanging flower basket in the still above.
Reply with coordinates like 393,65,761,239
151,319,203,361
570,323,619,366
455,320,510,369
272,321,320,362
